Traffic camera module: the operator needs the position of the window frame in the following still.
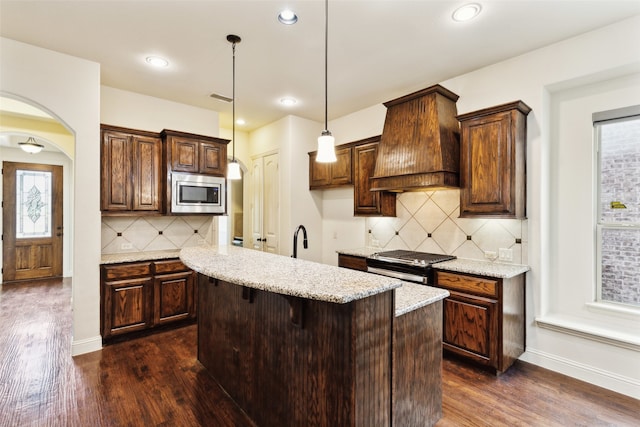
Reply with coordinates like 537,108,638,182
594,105,640,309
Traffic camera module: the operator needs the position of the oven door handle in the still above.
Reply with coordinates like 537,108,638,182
367,266,428,285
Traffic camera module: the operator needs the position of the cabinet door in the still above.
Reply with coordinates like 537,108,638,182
199,141,226,176
153,271,194,325
308,147,352,189
459,101,530,219
460,112,512,216
442,291,499,368
353,142,396,216
132,135,162,212
101,131,132,211
103,277,153,338
170,137,199,173
309,151,331,188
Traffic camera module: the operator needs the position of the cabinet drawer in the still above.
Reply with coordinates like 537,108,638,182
103,262,152,281
338,254,367,272
435,271,497,298
154,259,189,274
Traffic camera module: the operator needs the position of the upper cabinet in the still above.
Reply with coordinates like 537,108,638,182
101,125,163,214
353,137,396,217
457,101,531,219
162,129,229,177
308,136,396,217
308,146,353,189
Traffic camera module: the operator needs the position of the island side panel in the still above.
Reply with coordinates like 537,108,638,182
393,301,443,427
197,274,394,427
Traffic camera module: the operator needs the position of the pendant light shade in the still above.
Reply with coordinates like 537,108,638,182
227,34,242,180
316,0,336,163
227,160,241,180
19,137,44,154
316,130,336,163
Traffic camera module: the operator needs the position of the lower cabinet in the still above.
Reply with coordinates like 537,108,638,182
434,270,525,374
101,259,195,340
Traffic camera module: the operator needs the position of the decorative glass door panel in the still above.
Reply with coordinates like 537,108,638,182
16,169,52,239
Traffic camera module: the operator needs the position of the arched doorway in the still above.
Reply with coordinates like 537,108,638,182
0,96,74,284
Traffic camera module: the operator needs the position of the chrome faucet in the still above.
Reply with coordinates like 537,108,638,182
292,225,308,258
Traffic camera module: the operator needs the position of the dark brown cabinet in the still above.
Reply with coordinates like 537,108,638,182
153,259,196,325
101,125,162,214
162,129,229,177
308,136,396,216
101,262,154,338
337,253,368,271
308,146,353,189
101,259,196,340
433,270,525,374
353,137,396,217
457,101,531,218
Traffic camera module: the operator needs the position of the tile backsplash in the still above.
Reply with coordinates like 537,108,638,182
101,216,216,254
366,189,528,265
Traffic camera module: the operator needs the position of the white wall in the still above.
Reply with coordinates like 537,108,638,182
320,16,640,398
0,37,102,356
101,86,219,136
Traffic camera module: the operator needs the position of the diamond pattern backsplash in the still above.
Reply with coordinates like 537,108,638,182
101,216,215,254
366,189,527,264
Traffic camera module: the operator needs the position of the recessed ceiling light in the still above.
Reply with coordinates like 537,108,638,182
236,118,246,125
452,3,482,22
278,9,298,25
280,97,297,106
145,56,169,68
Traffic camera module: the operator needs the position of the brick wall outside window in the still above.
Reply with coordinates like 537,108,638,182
599,117,640,306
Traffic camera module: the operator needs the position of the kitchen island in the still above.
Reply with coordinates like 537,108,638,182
180,245,448,427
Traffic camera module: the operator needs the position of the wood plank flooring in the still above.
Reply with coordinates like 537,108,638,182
1,278,637,427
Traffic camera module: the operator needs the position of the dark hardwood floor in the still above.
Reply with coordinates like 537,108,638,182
0,278,637,427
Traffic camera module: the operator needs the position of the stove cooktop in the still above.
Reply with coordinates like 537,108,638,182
368,250,456,267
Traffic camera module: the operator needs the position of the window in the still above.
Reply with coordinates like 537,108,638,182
595,106,640,307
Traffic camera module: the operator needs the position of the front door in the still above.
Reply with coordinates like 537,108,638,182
2,162,63,283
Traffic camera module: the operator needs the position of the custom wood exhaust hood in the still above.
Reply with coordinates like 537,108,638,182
370,84,461,192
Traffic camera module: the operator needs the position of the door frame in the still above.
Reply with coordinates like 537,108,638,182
2,161,64,283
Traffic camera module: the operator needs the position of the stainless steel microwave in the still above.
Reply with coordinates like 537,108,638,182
171,172,226,214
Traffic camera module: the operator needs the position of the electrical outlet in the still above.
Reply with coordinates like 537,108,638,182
498,248,513,262
333,231,338,239
484,251,497,261
121,242,133,250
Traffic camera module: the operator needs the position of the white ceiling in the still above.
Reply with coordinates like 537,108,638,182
1,1,639,131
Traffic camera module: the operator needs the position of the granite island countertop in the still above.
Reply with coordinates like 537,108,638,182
181,245,402,304
394,282,449,317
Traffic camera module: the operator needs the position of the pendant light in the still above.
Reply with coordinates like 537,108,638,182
19,136,44,154
227,34,242,180
316,0,337,163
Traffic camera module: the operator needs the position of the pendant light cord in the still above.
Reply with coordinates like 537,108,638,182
232,40,236,162
323,0,329,132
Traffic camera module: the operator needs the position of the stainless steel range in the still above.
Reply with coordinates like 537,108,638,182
366,250,456,285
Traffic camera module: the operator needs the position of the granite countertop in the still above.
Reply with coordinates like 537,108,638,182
434,259,530,279
394,282,449,317
100,249,182,265
180,245,402,304
337,247,530,279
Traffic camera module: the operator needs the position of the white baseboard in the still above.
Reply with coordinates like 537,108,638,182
72,335,102,356
520,348,640,400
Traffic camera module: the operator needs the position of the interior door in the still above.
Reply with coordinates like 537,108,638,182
250,153,279,253
2,162,63,283
262,153,279,254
